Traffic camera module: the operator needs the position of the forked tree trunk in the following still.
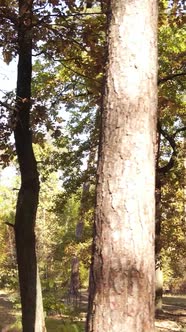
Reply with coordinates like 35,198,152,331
14,1,45,331
86,1,158,331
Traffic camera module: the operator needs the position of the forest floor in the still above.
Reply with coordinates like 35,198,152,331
0,290,186,331
0,290,19,332
155,295,186,332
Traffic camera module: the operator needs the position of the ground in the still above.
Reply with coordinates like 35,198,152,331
0,290,18,331
0,290,186,331
155,296,186,332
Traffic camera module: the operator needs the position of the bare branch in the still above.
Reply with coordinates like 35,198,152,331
5,221,15,228
157,122,176,174
158,72,186,85
157,124,186,174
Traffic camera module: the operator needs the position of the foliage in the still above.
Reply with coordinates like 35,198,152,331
34,143,93,312
0,177,18,289
157,0,186,291
8,316,84,332
31,4,106,199
39,189,92,312
0,0,106,165
161,146,186,292
0,138,93,315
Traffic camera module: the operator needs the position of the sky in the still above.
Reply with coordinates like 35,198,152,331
0,56,17,93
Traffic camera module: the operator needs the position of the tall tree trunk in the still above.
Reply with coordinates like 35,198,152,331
69,148,96,302
155,174,163,314
184,136,186,224
86,1,158,331
155,129,163,314
14,1,45,331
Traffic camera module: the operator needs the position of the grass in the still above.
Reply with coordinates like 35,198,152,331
2,291,186,332
7,318,84,332
46,318,84,332
5,314,85,332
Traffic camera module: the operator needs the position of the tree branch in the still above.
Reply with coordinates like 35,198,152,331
5,221,15,228
158,72,186,85
157,122,176,175
157,124,186,175
158,124,176,150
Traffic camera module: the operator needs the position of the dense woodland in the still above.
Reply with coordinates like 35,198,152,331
0,0,185,331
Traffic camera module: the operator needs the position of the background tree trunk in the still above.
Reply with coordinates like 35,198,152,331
86,0,158,331
184,136,186,224
69,148,96,303
155,173,163,314
155,128,163,314
14,1,46,331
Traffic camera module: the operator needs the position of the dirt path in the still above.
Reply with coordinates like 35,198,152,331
156,312,186,332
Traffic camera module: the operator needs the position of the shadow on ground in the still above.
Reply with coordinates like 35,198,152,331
155,295,186,331
1,290,186,332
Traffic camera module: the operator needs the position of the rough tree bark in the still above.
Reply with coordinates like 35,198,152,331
86,1,158,331
14,1,45,331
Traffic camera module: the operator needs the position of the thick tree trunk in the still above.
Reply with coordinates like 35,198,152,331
86,1,158,331
14,1,46,331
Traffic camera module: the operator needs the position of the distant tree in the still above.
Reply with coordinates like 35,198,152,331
86,1,158,331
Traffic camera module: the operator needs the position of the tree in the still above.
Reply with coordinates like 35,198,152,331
0,2,105,327
86,1,158,331
13,1,45,331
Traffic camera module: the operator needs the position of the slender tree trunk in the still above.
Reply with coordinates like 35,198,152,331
155,129,163,314
184,136,186,223
86,1,158,331
69,256,80,304
14,1,45,331
69,148,96,302
155,174,163,314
